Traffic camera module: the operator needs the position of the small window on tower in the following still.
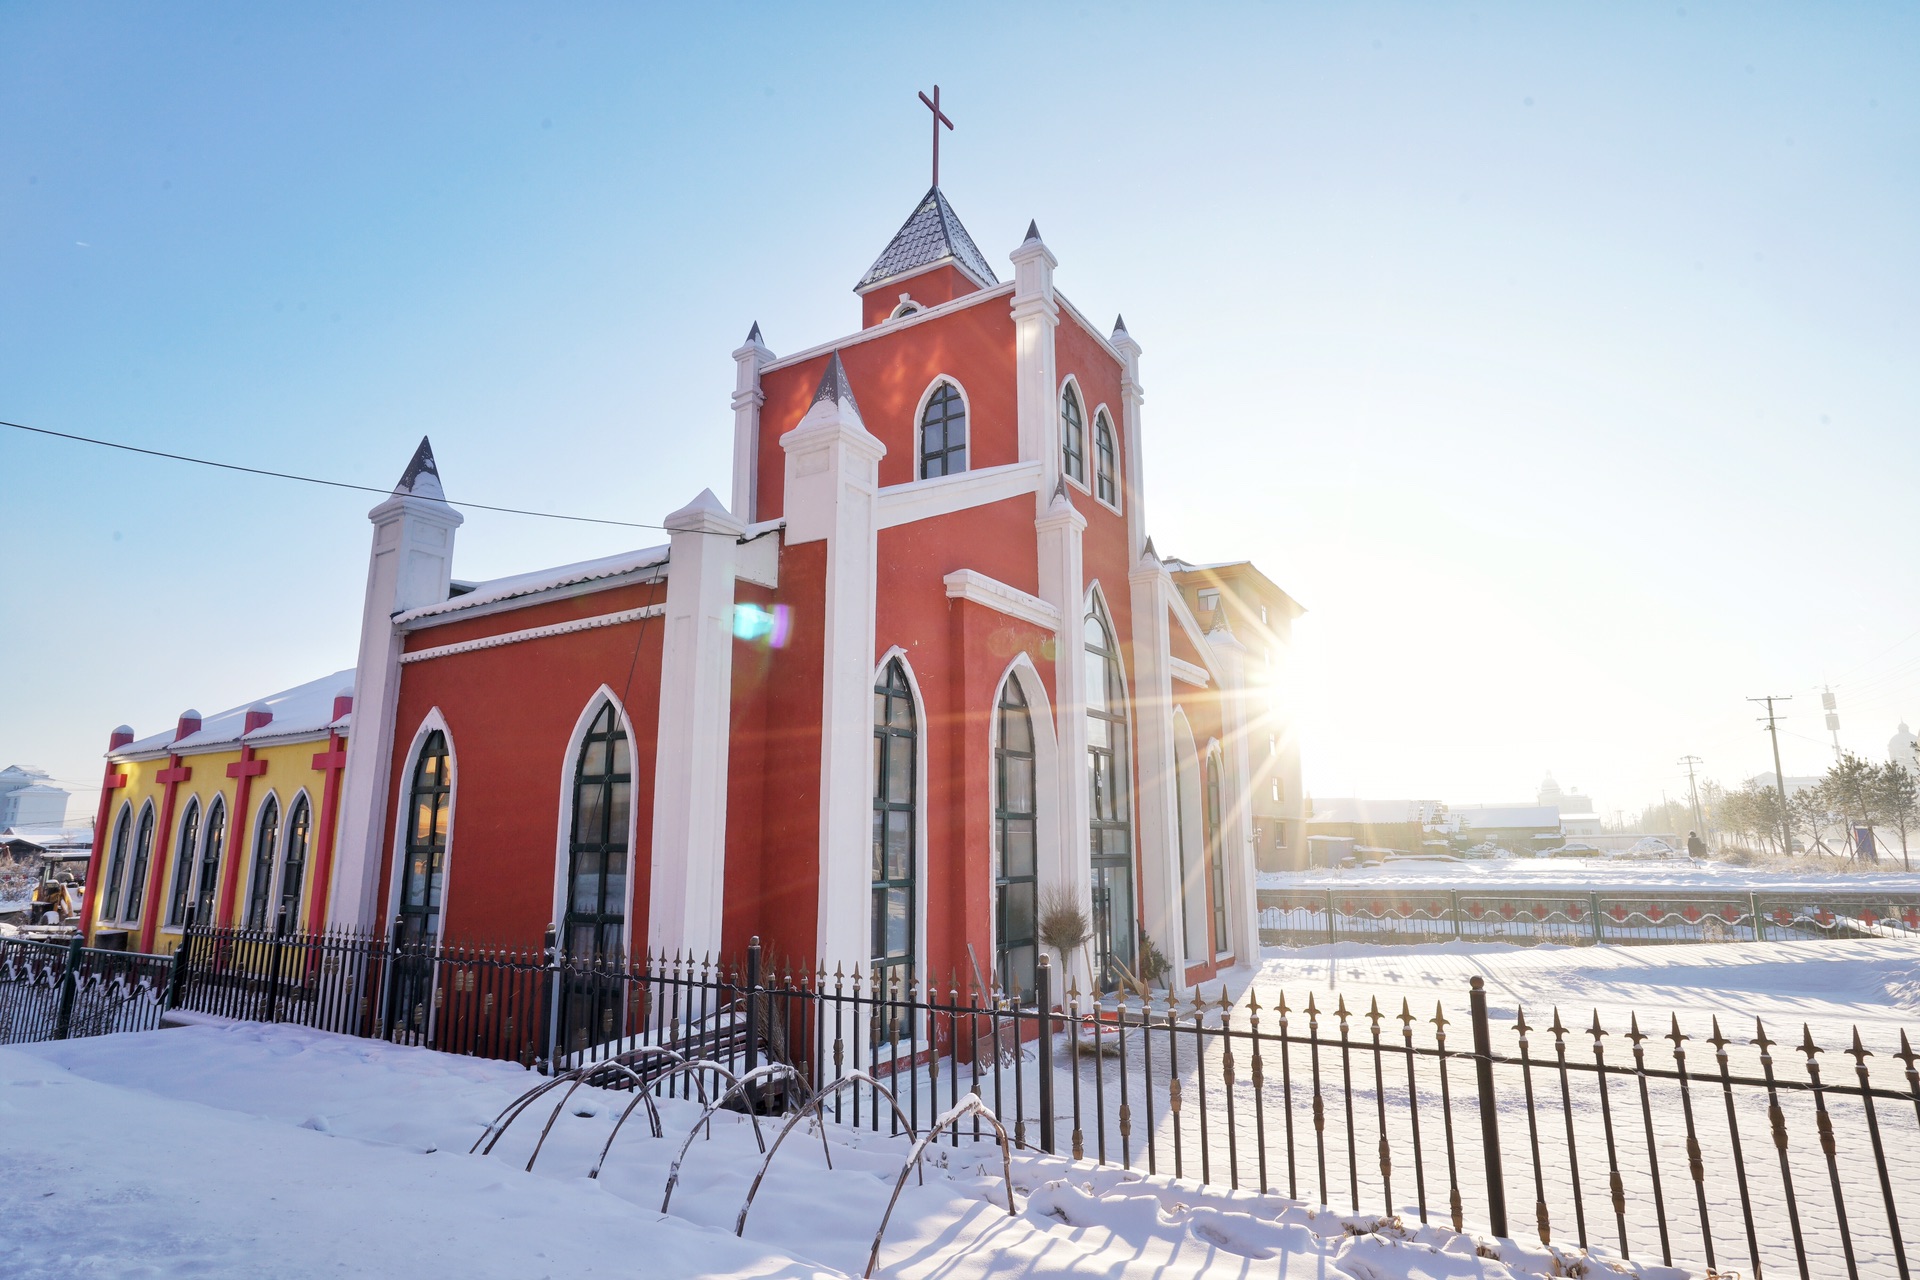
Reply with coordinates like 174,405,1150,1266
1260,605,1270,625
1060,386,1085,485
1198,588,1220,613
919,381,967,479
1093,410,1118,505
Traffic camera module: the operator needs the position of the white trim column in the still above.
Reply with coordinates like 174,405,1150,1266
648,489,744,958
730,325,774,521
1035,483,1090,989
1205,623,1260,961
1110,320,1148,562
781,358,885,974
1010,225,1060,511
1128,547,1186,978
331,447,463,932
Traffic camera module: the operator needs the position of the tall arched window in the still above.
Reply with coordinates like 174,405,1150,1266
400,731,451,941
1060,385,1086,485
994,678,1038,999
1094,410,1117,505
166,798,200,927
919,381,967,479
1205,748,1228,955
246,795,281,930
1085,597,1135,989
100,805,132,920
122,803,157,923
195,797,227,925
566,704,630,958
872,659,917,996
280,796,312,926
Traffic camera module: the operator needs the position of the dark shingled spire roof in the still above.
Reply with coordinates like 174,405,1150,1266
746,321,763,345
1023,220,1041,243
810,352,861,417
857,187,998,293
394,436,440,495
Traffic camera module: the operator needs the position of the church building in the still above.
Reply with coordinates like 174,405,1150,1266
89,178,1295,999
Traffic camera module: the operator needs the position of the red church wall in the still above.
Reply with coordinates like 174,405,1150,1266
399,578,664,654
755,295,1018,516
722,539,827,963
859,264,981,328
380,579,667,949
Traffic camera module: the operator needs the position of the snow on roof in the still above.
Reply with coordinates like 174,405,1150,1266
118,669,355,757
1451,804,1562,829
395,544,669,626
1,824,93,851
1309,798,1444,825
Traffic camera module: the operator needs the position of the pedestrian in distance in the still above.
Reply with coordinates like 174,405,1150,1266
1686,830,1708,859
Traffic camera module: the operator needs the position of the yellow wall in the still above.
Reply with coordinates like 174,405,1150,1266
92,736,336,955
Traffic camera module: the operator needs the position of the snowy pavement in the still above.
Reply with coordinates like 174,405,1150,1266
0,1021,1687,1280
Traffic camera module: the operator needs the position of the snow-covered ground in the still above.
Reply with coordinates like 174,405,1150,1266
0,1020,1686,1280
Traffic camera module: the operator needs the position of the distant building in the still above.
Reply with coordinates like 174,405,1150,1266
1448,804,1565,850
0,766,70,827
1305,798,1444,858
1,823,93,863
1891,723,1919,777
1163,559,1306,872
1537,774,1601,836
1748,772,1821,797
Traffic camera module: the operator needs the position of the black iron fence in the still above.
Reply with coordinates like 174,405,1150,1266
1259,886,1920,947
10,909,1919,1276
0,934,173,1043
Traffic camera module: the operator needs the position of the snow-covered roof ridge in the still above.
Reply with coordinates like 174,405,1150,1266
855,186,999,293
117,669,356,757
395,544,670,626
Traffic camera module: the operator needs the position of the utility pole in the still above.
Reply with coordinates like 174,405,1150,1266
1678,755,1706,839
1749,695,1794,856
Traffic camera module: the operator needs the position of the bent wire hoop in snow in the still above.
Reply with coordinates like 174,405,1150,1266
864,1094,1017,1279
652,1062,813,1203
470,1045,692,1166
733,1070,917,1238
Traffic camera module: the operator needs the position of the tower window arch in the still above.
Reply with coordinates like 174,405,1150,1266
122,803,157,924
280,795,312,926
246,795,281,930
400,730,451,941
1085,595,1135,989
565,703,631,959
872,659,917,1001
994,677,1038,999
99,804,132,921
1094,410,1118,505
194,796,227,925
1061,385,1086,485
918,380,968,479
166,797,201,928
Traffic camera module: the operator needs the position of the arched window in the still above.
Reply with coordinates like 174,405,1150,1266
400,730,451,941
280,796,312,926
1085,596,1135,989
918,381,967,479
100,805,132,921
166,798,200,927
994,678,1038,999
1060,385,1086,485
565,704,630,958
1205,748,1228,954
195,797,227,925
246,796,281,930
122,803,156,923
1094,410,1117,505
872,659,917,998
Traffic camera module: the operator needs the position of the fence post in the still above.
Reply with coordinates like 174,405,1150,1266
51,936,83,1040
165,906,196,1011
263,905,289,1024
379,915,403,1042
1749,892,1764,942
1588,893,1604,946
1468,976,1509,1239
537,924,558,1076
744,936,762,1110
1450,890,1463,940
1036,953,1056,1155
1326,890,1338,947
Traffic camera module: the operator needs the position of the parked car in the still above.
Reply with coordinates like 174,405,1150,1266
1544,841,1602,858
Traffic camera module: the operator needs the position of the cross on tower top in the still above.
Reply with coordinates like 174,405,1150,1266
918,85,953,188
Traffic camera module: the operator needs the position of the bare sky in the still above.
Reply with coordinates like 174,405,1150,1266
3,2,1915,823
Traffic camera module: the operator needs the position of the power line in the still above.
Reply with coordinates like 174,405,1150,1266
1748,695,1795,855
2,418,682,533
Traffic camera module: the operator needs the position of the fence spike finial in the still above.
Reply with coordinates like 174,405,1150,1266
1513,1007,1531,1037
1335,994,1350,1024
1431,1000,1448,1031
1665,1014,1687,1048
1897,1029,1918,1068
1247,987,1261,1013
1707,1016,1730,1051
1587,1010,1607,1041
1219,984,1233,1013
1627,1013,1646,1045
1799,1023,1822,1060
1398,997,1413,1028
1548,1008,1568,1041
1752,1016,1775,1052
1846,1027,1871,1065
1305,992,1319,1018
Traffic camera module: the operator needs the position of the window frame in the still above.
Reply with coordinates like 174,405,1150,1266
563,702,632,962
915,377,970,481
871,657,919,1004
279,792,313,928
993,676,1039,1001
245,793,282,931
1091,406,1120,511
1084,590,1136,991
193,795,227,926
1205,746,1230,958
99,802,133,922
165,796,201,929
1059,380,1088,491
121,800,157,925
398,728,453,943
